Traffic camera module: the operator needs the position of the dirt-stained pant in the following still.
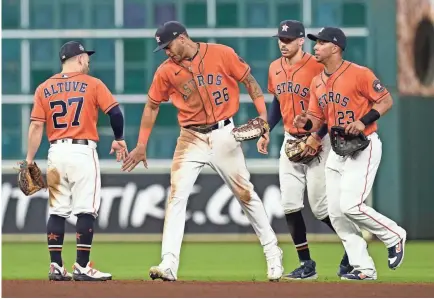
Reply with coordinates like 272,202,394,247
160,119,280,275
326,132,406,276
47,139,101,218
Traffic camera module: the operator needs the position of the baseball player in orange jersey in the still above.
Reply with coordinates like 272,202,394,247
257,20,351,280
122,21,284,281
28,41,127,281
294,27,407,280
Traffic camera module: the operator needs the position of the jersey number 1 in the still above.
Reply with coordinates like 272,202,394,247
49,97,84,129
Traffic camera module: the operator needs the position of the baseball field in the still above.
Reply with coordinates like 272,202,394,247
2,240,434,297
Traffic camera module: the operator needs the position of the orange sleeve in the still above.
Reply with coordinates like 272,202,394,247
357,68,390,103
224,46,251,82
148,69,170,105
30,86,46,122
267,64,275,95
306,80,325,121
96,79,119,114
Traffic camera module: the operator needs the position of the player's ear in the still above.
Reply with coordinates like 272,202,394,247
298,38,305,47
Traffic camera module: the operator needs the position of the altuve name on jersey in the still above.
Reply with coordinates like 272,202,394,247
43,81,88,99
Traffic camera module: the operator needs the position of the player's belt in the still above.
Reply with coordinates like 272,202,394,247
50,139,89,145
292,133,310,139
184,119,231,134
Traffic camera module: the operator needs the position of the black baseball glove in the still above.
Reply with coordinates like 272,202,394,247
330,126,371,157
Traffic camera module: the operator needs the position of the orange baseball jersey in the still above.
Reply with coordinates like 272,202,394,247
148,43,250,126
307,61,389,136
268,53,323,135
30,72,118,142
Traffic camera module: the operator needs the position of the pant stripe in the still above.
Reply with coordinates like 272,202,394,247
357,142,402,240
92,150,97,214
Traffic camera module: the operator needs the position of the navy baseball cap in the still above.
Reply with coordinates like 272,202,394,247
59,41,95,63
273,20,305,39
307,27,347,50
153,21,187,52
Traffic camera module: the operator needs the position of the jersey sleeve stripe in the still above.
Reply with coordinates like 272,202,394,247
103,102,119,114
238,66,251,82
148,95,161,105
372,91,390,102
30,116,46,122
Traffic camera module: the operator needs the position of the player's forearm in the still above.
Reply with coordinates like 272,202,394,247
137,100,160,146
107,106,125,140
360,94,393,126
267,96,282,132
26,121,44,164
372,94,393,116
241,74,267,120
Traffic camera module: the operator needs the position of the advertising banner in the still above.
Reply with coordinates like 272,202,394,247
2,173,332,236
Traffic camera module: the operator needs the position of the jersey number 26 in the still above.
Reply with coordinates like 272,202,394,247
49,97,84,129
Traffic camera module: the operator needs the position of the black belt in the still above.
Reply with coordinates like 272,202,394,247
50,139,89,145
292,133,310,139
184,119,231,134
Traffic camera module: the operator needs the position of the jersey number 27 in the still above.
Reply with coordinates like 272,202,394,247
49,97,84,129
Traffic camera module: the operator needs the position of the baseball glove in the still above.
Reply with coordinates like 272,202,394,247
285,135,322,164
232,117,270,142
330,126,371,157
17,160,47,196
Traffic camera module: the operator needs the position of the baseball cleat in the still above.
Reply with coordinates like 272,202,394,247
337,253,353,277
149,266,177,282
283,259,318,280
341,269,377,281
388,235,406,270
266,247,284,281
72,261,112,281
48,262,73,281
337,264,354,277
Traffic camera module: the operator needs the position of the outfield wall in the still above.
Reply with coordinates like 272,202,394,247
2,160,372,242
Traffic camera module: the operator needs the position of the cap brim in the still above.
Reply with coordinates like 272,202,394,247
86,51,95,56
307,33,336,44
153,41,170,53
307,33,321,41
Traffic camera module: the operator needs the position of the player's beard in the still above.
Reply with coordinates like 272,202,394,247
281,49,297,60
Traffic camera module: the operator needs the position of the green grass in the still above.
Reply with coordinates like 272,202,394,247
2,241,433,282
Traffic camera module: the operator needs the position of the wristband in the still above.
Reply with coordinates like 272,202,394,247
317,123,328,139
303,119,313,131
360,109,380,126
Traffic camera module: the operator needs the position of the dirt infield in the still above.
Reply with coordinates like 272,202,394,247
3,280,434,298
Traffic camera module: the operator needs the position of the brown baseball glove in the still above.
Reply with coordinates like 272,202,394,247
232,117,270,142
17,160,47,196
285,135,322,164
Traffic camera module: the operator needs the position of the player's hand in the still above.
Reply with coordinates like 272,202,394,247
300,145,317,157
109,140,128,162
257,132,270,155
345,120,365,135
293,112,308,128
121,143,147,172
